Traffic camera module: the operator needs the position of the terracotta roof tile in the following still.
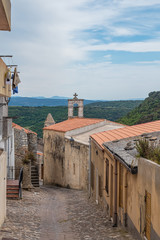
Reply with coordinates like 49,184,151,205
43,118,105,132
91,120,160,149
12,123,37,135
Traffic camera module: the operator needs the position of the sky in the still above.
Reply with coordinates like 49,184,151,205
0,0,160,100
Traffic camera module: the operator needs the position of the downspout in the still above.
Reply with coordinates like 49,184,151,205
89,137,91,198
113,158,118,227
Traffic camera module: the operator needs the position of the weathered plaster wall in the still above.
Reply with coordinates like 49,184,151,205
43,130,65,186
127,158,160,240
90,140,104,206
65,139,88,189
0,150,6,227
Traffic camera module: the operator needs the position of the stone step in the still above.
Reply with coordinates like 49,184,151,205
7,186,19,189
31,176,39,179
7,180,20,199
7,189,19,193
31,181,39,184
7,194,19,199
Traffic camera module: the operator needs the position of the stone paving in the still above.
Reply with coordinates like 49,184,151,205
0,186,137,240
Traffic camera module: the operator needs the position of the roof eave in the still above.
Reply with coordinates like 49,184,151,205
103,144,138,174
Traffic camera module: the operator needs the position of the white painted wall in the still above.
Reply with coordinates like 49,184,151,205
0,151,6,227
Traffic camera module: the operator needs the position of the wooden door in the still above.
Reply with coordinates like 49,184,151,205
96,169,99,204
145,191,151,240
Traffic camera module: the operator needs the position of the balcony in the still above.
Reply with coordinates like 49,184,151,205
0,58,11,97
0,0,11,31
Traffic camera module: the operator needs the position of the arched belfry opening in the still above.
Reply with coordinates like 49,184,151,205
68,93,84,119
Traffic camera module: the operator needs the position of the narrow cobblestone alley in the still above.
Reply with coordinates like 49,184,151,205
0,187,137,240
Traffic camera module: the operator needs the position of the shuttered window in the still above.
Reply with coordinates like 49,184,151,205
105,159,109,193
99,175,102,197
145,191,151,240
119,163,123,208
91,161,94,190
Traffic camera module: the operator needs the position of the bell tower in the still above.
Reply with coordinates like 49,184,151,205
68,93,84,119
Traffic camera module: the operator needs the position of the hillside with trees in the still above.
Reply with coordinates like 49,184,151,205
9,100,142,138
119,91,160,125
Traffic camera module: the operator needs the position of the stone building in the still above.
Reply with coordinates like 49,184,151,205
90,120,160,240
43,94,124,190
44,113,55,127
12,123,38,188
0,0,12,227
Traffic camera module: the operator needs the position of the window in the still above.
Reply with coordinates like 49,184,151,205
119,163,123,208
91,161,94,190
73,103,78,117
99,175,102,197
73,163,75,175
105,159,109,193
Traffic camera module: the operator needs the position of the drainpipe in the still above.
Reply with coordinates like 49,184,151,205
113,158,118,227
89,137,91,198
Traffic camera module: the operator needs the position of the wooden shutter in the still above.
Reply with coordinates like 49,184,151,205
99,175,102,197
119,164,123,208
145,191,151,240
91,161,94,190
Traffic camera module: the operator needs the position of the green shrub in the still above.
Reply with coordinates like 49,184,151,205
136,138,160,164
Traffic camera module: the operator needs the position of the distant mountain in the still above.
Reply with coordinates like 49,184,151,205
9,100,143,137
118,91,160,125
9,97,96,107
50,96,69,99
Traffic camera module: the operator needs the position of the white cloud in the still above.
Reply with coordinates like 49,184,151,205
0,0,159,100
82,40,160,52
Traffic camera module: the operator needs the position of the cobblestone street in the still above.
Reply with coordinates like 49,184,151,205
0,186,137,240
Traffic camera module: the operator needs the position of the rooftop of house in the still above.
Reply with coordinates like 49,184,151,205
66,120,124,146
37,151,43,156
103,131,160,174
91,120,160,149
12,123,37,135
43,117,106,133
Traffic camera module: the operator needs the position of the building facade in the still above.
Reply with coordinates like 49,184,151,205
90,120,160,240
0,0,11,227
43,95,124,190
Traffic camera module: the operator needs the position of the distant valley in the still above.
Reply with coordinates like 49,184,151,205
9,99,142,138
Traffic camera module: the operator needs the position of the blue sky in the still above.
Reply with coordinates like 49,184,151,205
0,0,160,100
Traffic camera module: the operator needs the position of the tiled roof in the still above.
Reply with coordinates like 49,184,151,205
91,120,160,149
37,152,43,156
43,118,105,132
12,123,37,135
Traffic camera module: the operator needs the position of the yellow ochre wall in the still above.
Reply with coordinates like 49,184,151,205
0,58,11,97
90,140,105,206
0,0,11,31
127,157,160,240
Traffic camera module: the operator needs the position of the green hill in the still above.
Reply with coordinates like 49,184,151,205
9,100,142,138
118,91,160,125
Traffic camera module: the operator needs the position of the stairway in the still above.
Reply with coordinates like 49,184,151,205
31,165,39,187
7,180,19,199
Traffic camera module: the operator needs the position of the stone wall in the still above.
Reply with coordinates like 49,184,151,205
14,127,38,189
28,132,37,160
14,128,28,178
22,161,33,189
